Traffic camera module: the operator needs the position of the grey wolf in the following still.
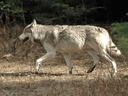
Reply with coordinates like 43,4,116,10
18,19,125,75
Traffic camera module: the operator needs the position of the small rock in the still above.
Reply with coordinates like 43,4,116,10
1,54,14,61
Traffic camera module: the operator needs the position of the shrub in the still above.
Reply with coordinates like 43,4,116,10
0,0,26,25
110,22,128,52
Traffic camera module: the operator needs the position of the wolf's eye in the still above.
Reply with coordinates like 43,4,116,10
24,28,31,33
25,31,30,33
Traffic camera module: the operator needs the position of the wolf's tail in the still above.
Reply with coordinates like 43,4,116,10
107,39,125,60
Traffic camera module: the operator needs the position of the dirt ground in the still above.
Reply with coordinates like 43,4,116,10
0,25,128,96
0,49,128,96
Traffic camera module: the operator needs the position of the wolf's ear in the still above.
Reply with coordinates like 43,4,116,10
32,19,37,27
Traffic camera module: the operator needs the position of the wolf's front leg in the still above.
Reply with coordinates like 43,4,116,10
63,54,73,74
35,52,56,74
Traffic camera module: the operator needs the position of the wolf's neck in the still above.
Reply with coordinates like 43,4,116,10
32,25,47,40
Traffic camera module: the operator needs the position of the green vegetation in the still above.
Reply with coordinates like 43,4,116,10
111,22,128,52
110,14,128,79
122,75,128,79
111,22,128,38
0,0,128,25
0,0,26,25
0,0,103,25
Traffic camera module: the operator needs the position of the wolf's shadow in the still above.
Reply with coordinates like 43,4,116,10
0,71,85,77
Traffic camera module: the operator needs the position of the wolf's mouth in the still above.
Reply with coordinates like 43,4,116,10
23,37,29,42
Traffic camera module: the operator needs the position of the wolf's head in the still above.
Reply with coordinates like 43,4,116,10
18,19,37,42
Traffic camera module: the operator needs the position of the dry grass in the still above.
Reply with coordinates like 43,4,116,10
0,25,128,96
0,52,128,96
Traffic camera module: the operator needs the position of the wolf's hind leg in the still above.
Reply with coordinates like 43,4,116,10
87,50,99,73
63,54,73,74
35,52,56,73
100,50,117,76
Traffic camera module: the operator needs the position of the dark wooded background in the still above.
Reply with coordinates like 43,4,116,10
0,0,128,25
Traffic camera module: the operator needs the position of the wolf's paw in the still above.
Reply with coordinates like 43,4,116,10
87,65,96,73
35,72,38,75
68,70,72,75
